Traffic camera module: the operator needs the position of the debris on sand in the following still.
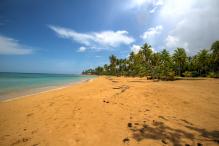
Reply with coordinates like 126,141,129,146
161,139,168,144
123,137,130,144
128,123,132,127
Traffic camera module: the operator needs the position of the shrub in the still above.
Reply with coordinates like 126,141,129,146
207,72,219,78
183,71,192,77
191,71,199,77
166,71,175,81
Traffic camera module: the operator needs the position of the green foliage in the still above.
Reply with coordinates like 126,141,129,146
208,72,216,78
173,48,187,76
183,71,192,77
207,72,219,78
211,41,219,71
166,71,175,81
191,71,199,77
82,41,219,80
211,41,219,57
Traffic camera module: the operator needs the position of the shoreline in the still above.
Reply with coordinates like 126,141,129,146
0,78,95,103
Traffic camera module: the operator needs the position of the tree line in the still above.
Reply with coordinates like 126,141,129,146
82,41,219,80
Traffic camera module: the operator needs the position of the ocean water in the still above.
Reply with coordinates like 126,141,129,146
0,72,95,100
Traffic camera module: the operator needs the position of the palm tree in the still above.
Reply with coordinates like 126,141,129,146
103,64,109,75
128,51,141,76
197,49,210,76
82,40,219,78
160,49,173,79
140,43,153,64
173,48,188,76
117,59,128,76
211,41,219,71
137,43,153,76
109,55,117,75
95,66,104,75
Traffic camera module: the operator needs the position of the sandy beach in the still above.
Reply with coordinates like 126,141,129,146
0,77,219,146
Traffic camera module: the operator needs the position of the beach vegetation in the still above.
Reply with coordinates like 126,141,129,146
82,41,219,80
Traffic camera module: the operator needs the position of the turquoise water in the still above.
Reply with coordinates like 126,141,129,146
0,72,95,99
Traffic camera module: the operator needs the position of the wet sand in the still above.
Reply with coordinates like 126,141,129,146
0,77,219,146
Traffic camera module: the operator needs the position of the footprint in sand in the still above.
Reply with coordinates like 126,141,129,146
11,137,31,146
26,113,34,117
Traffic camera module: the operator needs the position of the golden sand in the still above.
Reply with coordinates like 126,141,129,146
0,77,219,146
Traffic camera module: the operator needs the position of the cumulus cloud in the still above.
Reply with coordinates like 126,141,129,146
93,30,134,47
149,7,157,13
165,35,188,48
141,25,163,40
150,47,156,52
49,25,93,46
49,25,134,52
130,44,156,55
126,0,163,13
77,46,87,52
165,35,179,48
160,0,219,54
0,35,33,55
125,0,219,55
165,35,189,52
131,44,141,54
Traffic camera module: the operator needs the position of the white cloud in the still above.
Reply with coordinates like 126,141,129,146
165,35,179,48
131,44,141,54
149,7,157,13
165,35,189,52
77,46,86,52
127,0,163,9
49,25,93,46
93,30,134,47
125,0,219,54
49,25,134,51
129,0,147,8
150,0,163,13
0,35,33,55
160,0,219,54
141,25,163,40
151,47,156,52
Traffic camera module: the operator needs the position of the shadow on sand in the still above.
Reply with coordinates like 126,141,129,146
128,121,219,146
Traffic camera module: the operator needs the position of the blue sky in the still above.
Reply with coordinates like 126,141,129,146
0,0,219,74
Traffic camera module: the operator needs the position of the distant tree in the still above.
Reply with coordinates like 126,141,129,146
196,49,210,76
103,64,109,75
211,41,219,71
95,66,104,75
128,51,144,77
82,68,95,75
140,43,153,65
160,49,174,79
173,48,188,76
82,41,219,79
109,55,117,75
211,41,219,57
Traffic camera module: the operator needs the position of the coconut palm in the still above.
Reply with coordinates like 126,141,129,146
109,55,117,75
211,41,219,71
197,49,210,76
173,48,188,76
82,41,219,78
